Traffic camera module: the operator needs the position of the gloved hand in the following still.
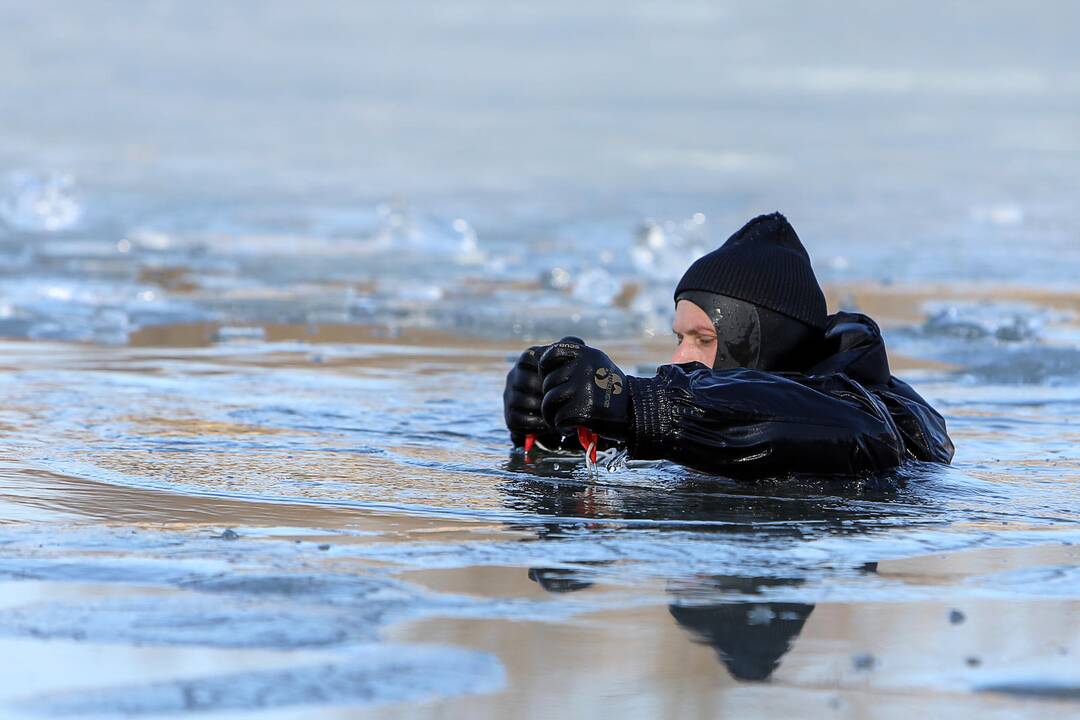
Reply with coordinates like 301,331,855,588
538,337,633,440
503,344,555,447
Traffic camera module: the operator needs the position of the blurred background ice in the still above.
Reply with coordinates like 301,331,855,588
0,0,1076,344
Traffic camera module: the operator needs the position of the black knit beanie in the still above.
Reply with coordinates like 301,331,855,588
674,213,827,330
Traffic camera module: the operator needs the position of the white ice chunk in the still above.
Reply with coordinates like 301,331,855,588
0,171,83,232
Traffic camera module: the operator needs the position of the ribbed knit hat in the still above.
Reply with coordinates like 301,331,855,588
674,213,827,330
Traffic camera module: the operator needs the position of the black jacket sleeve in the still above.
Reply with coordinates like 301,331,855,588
872,377,955,464
626,363,951,477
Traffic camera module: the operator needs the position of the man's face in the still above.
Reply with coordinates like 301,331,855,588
671,300,717,366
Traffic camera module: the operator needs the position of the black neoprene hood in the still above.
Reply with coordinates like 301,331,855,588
674,212,828,330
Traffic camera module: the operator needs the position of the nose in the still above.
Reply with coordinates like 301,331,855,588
671,340,713,367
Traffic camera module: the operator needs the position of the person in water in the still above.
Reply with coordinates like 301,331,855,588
503,212,954,477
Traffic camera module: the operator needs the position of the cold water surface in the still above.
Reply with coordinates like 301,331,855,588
1,1,1079,717
0,311,1077,717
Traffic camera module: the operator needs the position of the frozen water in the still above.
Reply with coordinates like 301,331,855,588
0,2,1078,715
372,204,482,261
21,645,504,715
0,172,82,233
918,302,1060,344
571,267,622,307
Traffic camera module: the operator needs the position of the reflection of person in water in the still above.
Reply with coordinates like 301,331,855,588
504,213,953,478
528,566,815,682
666,576,815,682
503,469,894,682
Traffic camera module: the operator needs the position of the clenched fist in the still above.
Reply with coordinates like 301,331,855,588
503,344,557,447
538,337,633,441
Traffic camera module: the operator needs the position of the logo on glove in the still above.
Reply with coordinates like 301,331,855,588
594,367,623,408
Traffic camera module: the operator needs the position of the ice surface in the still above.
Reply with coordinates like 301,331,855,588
0,172,82,233
0,3,1078,714
21,644,504,715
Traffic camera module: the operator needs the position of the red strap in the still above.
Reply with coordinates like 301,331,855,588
576,427,598,463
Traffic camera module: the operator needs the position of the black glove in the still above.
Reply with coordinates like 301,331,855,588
538,337,633,440
503,344,556,447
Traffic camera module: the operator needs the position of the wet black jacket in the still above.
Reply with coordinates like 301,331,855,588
626,312,954,477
